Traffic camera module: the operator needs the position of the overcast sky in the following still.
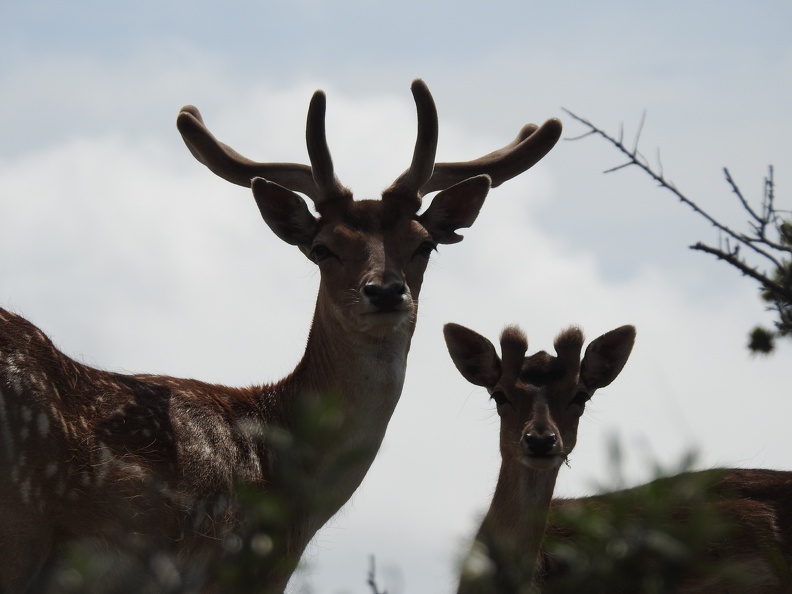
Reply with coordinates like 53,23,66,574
2,1,791,592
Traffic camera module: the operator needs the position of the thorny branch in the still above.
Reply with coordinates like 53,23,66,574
564,109,792,352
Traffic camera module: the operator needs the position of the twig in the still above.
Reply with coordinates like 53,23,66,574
691,243,792,302
367,555,387,594
562,108,787,269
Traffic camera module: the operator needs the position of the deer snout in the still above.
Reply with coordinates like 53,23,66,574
362,280,407,311
522,432,558,456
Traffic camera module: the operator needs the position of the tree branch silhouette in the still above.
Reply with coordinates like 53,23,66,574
564,109,791,354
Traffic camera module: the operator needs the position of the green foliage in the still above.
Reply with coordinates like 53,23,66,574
753,218,792,353
749,326,775,354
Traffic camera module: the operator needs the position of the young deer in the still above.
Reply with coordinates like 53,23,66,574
0,80,562,593
444,322,635,592
445,323,792,593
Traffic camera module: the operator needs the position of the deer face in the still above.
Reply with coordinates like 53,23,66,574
177,79,562,337
302,201,435,336
252,175,490,338
444,323,636,472
491,329,586,471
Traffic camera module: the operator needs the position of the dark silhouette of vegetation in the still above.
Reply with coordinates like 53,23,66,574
565,110,791,354
457,443,791,594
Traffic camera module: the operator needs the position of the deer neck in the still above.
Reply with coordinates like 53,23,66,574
300,291,414,411
477,461,560,585
268,292,416,505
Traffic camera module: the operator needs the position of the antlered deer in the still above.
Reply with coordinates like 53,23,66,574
0,81,561,593
444,323,792,593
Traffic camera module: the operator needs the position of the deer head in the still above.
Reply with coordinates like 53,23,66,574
177,80,562,340
444,323,636,471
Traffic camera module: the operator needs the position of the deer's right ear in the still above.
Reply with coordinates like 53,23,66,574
419,175,491,244
443,323,501,388
252,177,319,249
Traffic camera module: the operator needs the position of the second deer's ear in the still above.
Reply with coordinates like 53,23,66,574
252,177,319,250
580,325,636,391
443,323,501,388
419,175,491,244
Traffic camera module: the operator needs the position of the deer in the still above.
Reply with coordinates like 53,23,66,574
444,322,792,593
0,80,562,593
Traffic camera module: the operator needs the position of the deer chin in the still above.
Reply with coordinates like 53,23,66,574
357,308,414,336
347,298,416,333
520,453,564,471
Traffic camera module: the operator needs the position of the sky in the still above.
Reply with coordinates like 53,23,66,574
1,1,791,592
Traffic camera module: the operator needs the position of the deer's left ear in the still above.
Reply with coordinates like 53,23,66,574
419,175,490,244
580,325,636,391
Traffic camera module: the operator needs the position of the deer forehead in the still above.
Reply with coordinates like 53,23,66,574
496,355,582,409
317,209,431,248
519,351,580,388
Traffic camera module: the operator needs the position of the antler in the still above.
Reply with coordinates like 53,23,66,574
177,94,352,206
413,117,563,197
386,79,439,198
177,80,562,208
177,105,322,201
178,81,438,209
304,90,351,204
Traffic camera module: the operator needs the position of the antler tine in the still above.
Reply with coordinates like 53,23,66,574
306,91,350,205
418,117,563,197
176,105,320,201
406,80,440,192
385,79,439,200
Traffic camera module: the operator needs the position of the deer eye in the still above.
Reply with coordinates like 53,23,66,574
412,240,437,261
490,390,508,407
310,244,336,263
570,390,591,408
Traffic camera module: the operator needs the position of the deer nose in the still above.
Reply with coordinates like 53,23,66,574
523,432,557,455
363,280,407,310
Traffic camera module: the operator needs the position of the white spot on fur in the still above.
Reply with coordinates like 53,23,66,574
95,442,113,486
20,406,32,424
19,477,31,504
37,412,50,437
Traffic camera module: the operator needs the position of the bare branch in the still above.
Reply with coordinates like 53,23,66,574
565,108,791,352
563,108,786,269
633,110,646,155
724,167,762,224
691,243,792,303
603,161,636,175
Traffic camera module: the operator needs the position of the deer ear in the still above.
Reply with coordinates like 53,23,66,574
419,175,490,244
443,323,501,388
580,325,636,391
252,177,319,249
